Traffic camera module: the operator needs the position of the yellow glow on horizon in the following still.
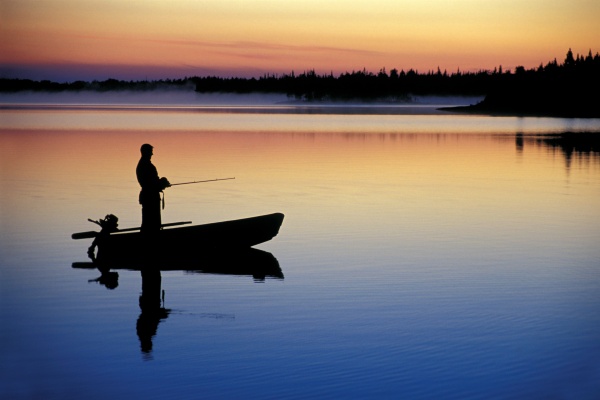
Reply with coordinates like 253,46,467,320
1,0,599,78
4,125,594,231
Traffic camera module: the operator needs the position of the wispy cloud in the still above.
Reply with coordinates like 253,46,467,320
146,38,384,58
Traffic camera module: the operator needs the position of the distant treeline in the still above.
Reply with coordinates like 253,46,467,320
445,49,600,117
194,69,483,100
0,77,195,93
1,49,599,109
193,49,600,102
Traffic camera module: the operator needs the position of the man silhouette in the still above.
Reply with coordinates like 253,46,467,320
136,144,170,234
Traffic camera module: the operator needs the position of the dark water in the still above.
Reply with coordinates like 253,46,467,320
1,99,600,399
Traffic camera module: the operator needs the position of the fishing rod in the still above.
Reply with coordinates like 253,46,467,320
161,177,234,209
170,177,235,186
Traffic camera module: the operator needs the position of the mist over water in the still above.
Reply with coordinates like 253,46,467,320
0,90,291,106
0,88,488,110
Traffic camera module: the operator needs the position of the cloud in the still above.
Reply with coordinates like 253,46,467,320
146,38,384,58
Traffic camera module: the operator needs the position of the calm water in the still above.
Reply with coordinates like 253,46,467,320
1,95,600,399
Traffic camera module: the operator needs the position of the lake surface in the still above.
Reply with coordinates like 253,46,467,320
1,94,600,399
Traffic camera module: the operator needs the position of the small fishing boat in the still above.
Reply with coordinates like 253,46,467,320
72,213,285,263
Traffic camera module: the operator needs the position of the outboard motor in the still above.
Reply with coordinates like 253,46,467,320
88,214,119,261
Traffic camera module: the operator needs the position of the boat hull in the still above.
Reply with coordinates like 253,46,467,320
95,213,284,263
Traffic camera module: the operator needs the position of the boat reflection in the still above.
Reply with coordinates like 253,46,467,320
72,248,282,358
73,247,284,283
87,271,120,289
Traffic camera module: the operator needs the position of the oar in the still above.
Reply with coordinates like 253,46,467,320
72,221,192,240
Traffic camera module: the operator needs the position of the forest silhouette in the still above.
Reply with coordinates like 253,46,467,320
2,49,599,117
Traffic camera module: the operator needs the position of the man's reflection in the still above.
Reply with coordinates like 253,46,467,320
74,248,283,358
136,267,170,359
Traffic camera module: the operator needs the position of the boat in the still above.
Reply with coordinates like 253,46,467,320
73,213,285,264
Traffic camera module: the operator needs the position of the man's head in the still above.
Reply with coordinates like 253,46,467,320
140,143,153,158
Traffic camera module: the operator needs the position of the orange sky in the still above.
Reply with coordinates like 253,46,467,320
1,0,599,81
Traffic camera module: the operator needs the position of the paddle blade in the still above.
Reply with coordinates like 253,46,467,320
71,221,192,239
72,231,98,240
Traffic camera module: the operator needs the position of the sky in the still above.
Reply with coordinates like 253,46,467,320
1,0,599,82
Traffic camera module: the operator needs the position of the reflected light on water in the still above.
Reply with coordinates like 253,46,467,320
1,126,599,249
2,107,600,134
1,108,599,399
